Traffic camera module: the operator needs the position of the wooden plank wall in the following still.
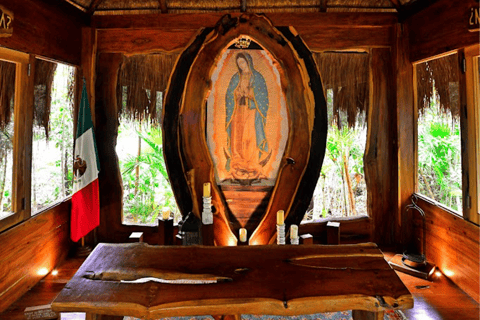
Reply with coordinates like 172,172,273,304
407,0,480,63
0,200,71,313
0,0,85,65
415,196,480,303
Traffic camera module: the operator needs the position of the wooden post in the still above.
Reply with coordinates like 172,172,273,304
157,218,174,245
326,221,340,245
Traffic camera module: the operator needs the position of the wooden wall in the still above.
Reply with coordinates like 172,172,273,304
415,196,480,303
407,0,480,62
0,0,85,65
0,200,71,313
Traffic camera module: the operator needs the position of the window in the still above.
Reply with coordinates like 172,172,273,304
416,54,462,214
415,49,480,223
116,54,179,226
0,49,77,233
0,47,30,232
305,52,369,221
31,61,75,214
465,45,480,223
0,59,15,218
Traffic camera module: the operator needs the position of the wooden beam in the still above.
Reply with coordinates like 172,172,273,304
399,0,441,22
388,0,401,11
365,48,397,245
87,0,105,15
96,26,393,55
407,0,479,62
91,12,397,29
159,0,168,13
394,23,415,248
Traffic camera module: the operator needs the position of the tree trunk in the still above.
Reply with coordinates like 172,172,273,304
135,135,141,196
343,154,356,216
419,167,435,200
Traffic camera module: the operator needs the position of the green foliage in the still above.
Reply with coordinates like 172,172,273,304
119,124,179,224
417,105,462,212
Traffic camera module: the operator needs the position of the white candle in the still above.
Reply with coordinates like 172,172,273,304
162,207,170,220
277,210,284,225
239,228,247,242
290,224,298,240
203,182,211,198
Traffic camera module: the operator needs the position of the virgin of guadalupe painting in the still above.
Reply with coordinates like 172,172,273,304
207,48,288,186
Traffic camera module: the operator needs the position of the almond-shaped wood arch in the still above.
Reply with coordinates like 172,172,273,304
163,14,327,246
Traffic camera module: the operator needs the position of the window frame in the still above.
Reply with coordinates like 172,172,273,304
0,47,33,232
413,46,479,225
464,44,480,224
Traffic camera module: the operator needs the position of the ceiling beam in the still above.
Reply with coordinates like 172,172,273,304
388,0,401,11
159,0,168,13
87,0,105,15
399,0,442,22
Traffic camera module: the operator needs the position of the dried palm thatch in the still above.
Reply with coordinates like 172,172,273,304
314,51,370,128
91,0,397,14
0,60,15,130
34,59,57,139
416,53,460,118
117,53,179,123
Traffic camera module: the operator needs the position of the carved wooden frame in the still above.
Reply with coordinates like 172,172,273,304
163,14,327,245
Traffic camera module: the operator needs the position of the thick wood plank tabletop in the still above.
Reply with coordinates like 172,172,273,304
51,243,412,319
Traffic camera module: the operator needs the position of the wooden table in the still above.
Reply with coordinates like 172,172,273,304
51,243,413,320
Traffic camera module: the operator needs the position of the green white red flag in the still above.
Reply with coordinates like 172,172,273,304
71,80,100,242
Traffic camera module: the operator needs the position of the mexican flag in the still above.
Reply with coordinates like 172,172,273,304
71,80,100,242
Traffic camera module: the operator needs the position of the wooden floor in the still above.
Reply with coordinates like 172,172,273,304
0,252,478,320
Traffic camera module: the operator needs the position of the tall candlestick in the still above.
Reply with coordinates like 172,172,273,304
162,207,171,220
277,210,284,225
203,182,211,198
290,224,299,245
239,228,247,243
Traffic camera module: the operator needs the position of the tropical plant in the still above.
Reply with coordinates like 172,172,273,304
418,107,462,212
120,125,179,224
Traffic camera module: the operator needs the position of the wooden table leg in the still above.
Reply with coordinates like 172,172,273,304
352,310,385,320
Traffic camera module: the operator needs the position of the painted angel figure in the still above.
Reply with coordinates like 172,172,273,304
224,52,272,184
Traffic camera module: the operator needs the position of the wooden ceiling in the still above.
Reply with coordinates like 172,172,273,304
62,0,431,17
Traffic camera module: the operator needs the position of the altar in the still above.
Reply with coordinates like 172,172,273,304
51,243,413,320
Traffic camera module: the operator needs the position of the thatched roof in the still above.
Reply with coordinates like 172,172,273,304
34,59,57,139
314,51,370,128
416,53,460,117
116,53,179,123
64,0,422,15
115,50,369,128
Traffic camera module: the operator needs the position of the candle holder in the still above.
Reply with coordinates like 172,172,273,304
202,196,213,225
277,224,285,245
290,224,299,245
